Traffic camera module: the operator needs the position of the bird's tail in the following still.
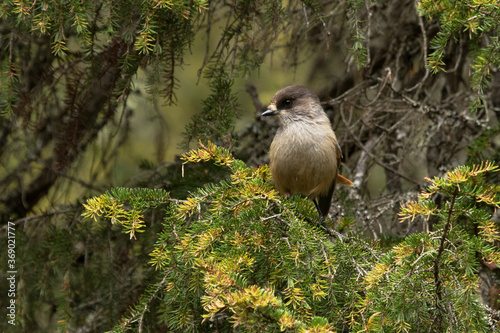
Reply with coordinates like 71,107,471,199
336,174,353,186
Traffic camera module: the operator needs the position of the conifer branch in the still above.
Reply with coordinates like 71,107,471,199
433,187,458,311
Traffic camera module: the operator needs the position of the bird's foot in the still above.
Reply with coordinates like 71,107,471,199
318,219,335,236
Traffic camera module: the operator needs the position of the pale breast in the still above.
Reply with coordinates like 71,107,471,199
269,122,338,199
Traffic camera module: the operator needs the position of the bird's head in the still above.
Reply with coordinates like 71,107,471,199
262,85,324,126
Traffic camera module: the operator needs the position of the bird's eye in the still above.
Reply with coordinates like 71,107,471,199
281,99,292,108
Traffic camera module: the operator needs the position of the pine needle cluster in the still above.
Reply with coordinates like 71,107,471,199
82,143,500,332
418,0,500,110
82,187,172,239
358,162,500,331
84,142,376,332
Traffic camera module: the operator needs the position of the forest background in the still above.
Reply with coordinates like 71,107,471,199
1,0,500,332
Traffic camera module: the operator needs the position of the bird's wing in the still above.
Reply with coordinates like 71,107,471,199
335,142,343,169
335,142,353,186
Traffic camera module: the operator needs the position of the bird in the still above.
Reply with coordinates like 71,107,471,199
262,85,352,227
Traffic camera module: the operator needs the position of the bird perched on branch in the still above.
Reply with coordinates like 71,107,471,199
262,85,353,227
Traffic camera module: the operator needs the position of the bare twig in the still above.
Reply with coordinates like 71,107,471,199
0,209,74,231
406,1,430,94
138,274,169,333
365,0,372,67
433,187,458,308
246,84,266,113
353,135,378,188
326,79,375,106
340,105,420,185
366,67,392,107
260,213,283,222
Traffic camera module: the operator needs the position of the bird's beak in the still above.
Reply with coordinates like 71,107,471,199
262,104,279,117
